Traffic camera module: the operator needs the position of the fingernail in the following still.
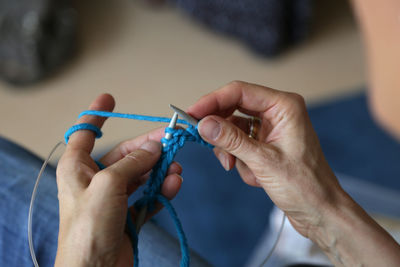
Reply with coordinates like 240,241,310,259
199,118,221,141
177,174,184,183
215,150,230,171
140,141,161,154
221,153,230,171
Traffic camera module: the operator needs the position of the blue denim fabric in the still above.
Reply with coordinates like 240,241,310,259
0,136,210,267
0,136,58,266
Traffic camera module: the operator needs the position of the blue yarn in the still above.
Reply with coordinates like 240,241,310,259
95,160,106,170
78,110,193,127
157,194,190,267
64,110,213,267
125,210,139,266
64,123,102,143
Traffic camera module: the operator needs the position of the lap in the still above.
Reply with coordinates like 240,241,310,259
0,136,59,266
0,136,210,267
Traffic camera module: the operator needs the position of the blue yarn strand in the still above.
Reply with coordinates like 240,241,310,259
64,123,102,143
78,110,192,127
126,210,139,267
157,195,190,267
64,110,213,267
95,160,106,170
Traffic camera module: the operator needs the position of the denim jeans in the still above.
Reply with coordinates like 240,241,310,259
2,135,399,267
0,136,211,267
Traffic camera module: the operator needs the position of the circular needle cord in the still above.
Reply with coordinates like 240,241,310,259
259,212,286,267
28,141,65,267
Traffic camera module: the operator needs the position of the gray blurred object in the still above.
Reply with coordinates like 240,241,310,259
0,0,77,85
171,0,312,56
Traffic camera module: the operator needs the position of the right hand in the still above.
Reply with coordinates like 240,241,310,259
188,81,346,239
189,81,400,267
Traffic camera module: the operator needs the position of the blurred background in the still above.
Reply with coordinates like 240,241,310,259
1,0,399,266
0,0,364,158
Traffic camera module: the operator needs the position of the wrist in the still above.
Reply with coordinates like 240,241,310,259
309,188,357,263
55,235,95,267
56,239,112,267
55,219,114,267
310,188,400,266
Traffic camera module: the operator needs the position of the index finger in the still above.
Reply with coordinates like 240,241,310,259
67,94,115,154
187,81,285,119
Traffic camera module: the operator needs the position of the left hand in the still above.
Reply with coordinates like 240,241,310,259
55,94,183,267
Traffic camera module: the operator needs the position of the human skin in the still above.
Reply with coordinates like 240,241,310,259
352,0,400,139
55,94,183,267
56,82,400,266
188,81,400,266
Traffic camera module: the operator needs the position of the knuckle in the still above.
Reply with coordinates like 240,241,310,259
222,126,245,153
285,92,306,112
118,140,131,157
290,92,306,105
56,153,83,177
126,150,152,164
63,149,82,161
96,169,121,186
56,160,67,177
227,80,246,91
124,152,143,166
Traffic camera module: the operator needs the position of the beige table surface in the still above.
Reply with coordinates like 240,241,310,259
0,0,365,158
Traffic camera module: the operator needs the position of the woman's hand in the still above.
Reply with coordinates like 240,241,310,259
188,81,400,266
188,81,341,237
55,94,183,267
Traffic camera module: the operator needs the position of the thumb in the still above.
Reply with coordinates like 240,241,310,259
198,116,259,164
94,141,161,194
